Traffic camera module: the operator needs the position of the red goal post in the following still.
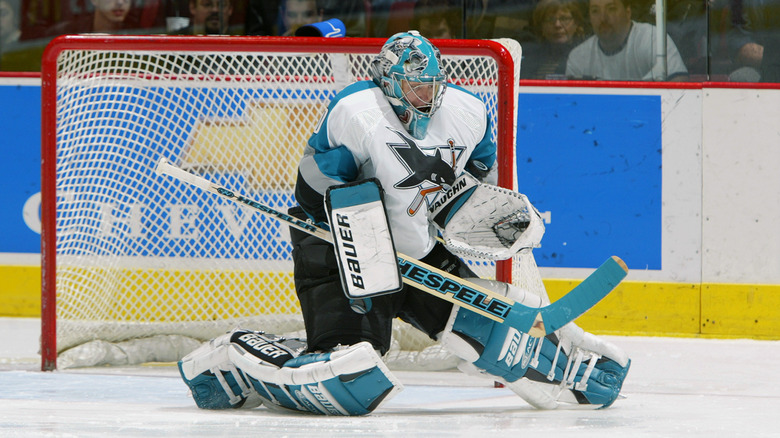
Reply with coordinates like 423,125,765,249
40,34,535,371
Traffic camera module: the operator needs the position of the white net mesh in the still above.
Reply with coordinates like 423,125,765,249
44,36,543,369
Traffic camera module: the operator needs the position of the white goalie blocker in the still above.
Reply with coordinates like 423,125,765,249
429,173,545,260
325,179,403,298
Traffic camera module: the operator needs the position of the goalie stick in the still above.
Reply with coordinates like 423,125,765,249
154,158,628,338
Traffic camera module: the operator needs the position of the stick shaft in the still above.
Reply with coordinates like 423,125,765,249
155,158,627,335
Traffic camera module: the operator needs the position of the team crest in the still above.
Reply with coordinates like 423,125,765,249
386,127,465,215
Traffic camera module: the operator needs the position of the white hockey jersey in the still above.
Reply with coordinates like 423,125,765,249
295,80,497,259
566,21,688,80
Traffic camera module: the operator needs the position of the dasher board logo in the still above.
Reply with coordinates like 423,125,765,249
50,86,323,260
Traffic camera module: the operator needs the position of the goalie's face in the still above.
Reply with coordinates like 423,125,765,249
400,79,442,113
388,73,445,139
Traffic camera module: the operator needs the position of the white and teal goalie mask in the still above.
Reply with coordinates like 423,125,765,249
370,31,447,139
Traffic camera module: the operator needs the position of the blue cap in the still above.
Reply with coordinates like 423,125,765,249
294,18,346,37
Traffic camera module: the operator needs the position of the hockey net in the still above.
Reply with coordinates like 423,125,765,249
40,35,545,371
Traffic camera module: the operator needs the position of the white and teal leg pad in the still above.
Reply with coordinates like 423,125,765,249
230,340,403,415
441,278,631,409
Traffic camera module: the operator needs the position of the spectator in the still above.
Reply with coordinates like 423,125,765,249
521,0,587,79
184,0,234,34
726,0,780,82
463,0,492,38
410,0,461,38
565,0,688,80
0,0,20,49
90,0,131,33
0,0,21,70
278,0,321,36
0,0,43,71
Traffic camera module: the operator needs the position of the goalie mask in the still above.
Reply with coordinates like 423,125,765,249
370,31,447,139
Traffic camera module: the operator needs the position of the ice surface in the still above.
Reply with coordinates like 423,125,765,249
2,317,779,437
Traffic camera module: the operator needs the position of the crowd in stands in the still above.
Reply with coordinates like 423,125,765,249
0,0,779,82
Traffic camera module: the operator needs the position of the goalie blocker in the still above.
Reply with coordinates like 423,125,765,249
325,179,403,299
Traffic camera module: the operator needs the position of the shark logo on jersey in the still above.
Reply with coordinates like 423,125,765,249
388,127,455,188
386,127,465,216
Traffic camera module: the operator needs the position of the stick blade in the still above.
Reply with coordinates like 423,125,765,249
538,256,628,334
611,255,628,273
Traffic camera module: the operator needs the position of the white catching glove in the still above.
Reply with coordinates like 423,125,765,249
428,173,545,260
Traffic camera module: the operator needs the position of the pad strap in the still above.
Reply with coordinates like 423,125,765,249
178,330,265,410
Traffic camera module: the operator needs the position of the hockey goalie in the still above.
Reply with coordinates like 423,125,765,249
178,30,631,415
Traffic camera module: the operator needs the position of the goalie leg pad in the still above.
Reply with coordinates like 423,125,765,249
515,323,631,409
440,278,630,409
230,339,403,416
178,329,263,410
